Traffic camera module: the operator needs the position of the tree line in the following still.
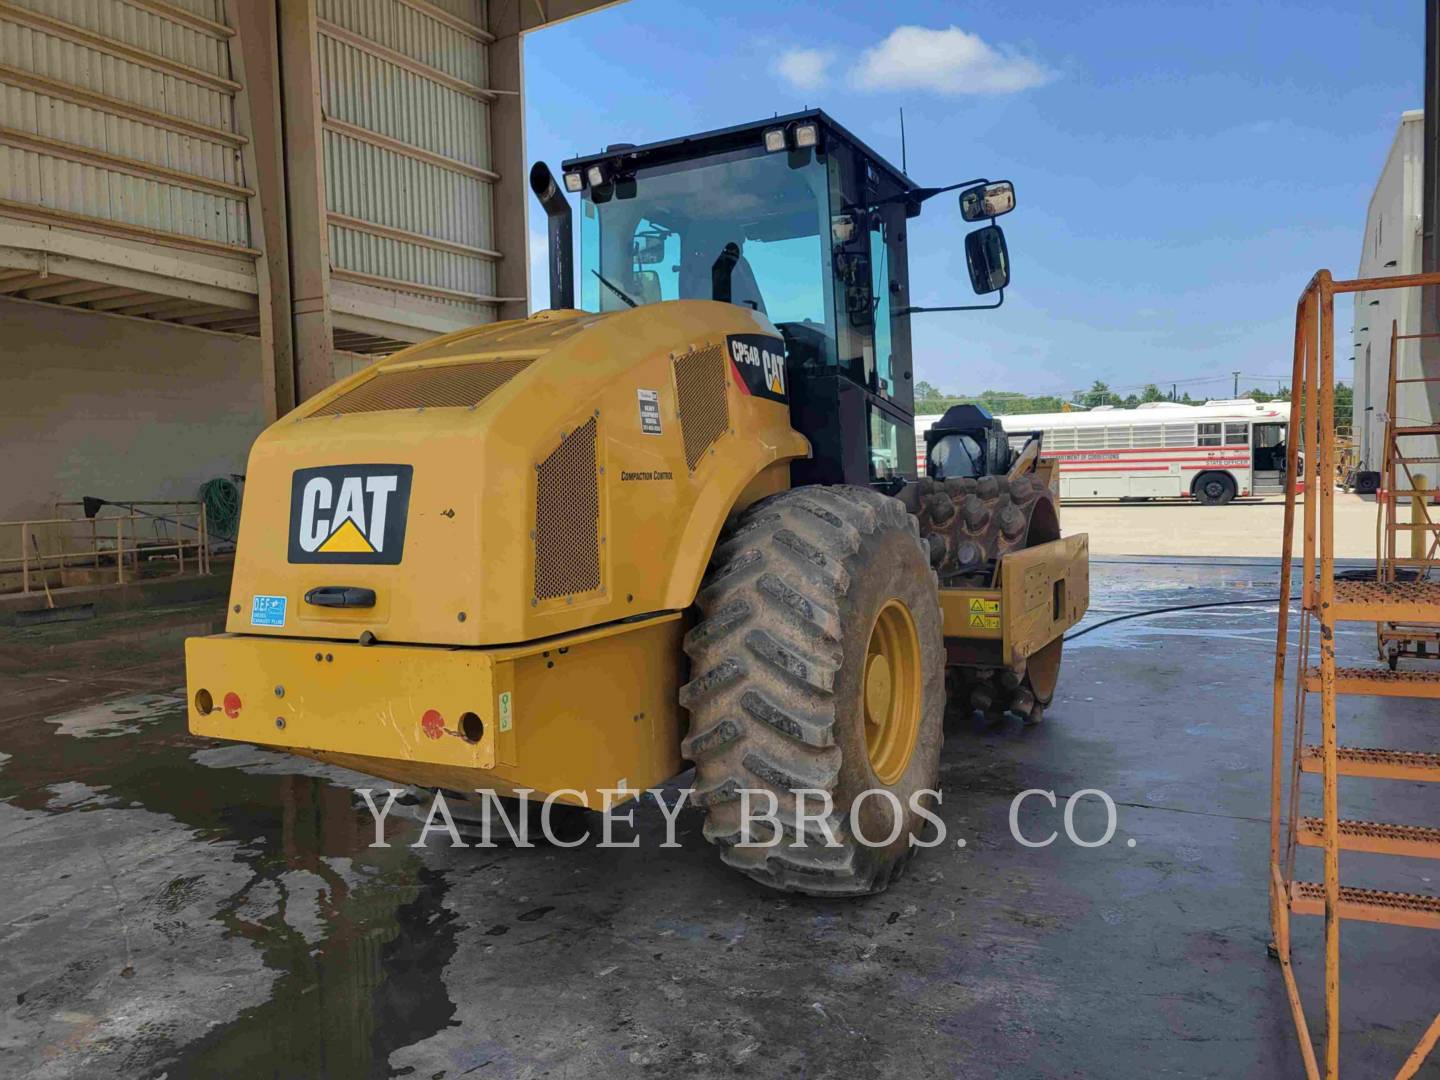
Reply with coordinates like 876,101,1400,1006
914,379,1353,433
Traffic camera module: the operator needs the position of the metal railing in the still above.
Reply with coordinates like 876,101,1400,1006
1,501,210,595
1270,269,1440,1080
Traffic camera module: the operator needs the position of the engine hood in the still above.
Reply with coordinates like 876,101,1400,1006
224,302,810,646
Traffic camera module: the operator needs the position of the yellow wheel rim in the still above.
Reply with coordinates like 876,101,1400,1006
863,598,922,786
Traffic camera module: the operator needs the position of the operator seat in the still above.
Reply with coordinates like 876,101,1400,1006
682,239,767,315
727,253,767,315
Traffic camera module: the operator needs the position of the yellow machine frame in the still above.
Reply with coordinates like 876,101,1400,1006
222,303,808,650
938,534,1089,668
187,302,1086,805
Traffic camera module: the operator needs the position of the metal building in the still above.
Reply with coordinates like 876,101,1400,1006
0,0,620,524
1352,109,1439,474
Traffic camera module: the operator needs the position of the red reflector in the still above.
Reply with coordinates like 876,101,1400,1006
223,692,242,719
421,709,444,740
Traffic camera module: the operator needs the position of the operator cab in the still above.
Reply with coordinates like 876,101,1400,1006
554,110,1015,491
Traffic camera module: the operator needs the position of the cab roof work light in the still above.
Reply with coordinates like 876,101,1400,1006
764,122,820,152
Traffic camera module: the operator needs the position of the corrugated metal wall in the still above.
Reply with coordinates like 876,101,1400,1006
316,0,497,312
0,0,253,251
315,0,495,316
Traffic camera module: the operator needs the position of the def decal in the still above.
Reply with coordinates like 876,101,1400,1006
288,464,413,564
726,334,787,403
251,594,287,628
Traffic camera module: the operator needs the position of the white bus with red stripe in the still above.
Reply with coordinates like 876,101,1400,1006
915,399,1296,504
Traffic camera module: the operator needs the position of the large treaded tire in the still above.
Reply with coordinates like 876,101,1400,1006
679,485,945,896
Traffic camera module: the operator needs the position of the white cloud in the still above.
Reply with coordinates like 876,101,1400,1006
778,48,833,91
851,25,1053,96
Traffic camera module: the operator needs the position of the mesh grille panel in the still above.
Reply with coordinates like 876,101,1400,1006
673,345,730,471
534,416,601,601
315,360,533,416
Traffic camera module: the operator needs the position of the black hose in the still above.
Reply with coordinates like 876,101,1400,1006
1064,563,1424,641
1064,596,1291,641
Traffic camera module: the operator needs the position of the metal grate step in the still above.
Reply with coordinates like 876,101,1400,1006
1328,579,1440,622
1302,666,1440,698
1297,817,1440,859
1299,745,1440,782
1290,882,1440,929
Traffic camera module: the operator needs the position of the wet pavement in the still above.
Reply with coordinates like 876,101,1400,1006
1,559,1437,1078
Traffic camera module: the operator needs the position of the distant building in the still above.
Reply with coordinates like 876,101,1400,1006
1353,109,1436,474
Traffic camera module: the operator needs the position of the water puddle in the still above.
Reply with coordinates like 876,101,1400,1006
43,691,184,738
0,680,464,1077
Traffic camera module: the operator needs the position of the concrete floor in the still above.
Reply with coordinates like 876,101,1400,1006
2,560,1438,1078
1066,491,1384,559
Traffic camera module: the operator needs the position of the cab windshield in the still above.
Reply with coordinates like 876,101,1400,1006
579,150,835,367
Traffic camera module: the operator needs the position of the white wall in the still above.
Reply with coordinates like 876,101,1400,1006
0,298,266,528
1354,110,1431,473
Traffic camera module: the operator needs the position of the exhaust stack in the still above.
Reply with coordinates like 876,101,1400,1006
528,162,574,311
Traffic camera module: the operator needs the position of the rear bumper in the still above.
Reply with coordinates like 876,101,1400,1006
187,633,502,769
185,613,685,803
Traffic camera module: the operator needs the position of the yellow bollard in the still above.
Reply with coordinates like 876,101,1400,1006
1413,472,1429,562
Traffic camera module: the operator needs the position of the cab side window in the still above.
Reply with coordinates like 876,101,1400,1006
869,216,896,398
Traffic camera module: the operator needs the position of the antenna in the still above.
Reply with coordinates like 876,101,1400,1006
900,108,908,173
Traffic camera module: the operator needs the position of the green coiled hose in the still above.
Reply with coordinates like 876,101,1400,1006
199,477,242,541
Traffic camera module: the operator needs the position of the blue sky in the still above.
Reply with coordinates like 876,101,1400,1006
523,1,1420,399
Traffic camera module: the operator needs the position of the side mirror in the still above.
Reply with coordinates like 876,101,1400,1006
959,181,1015,222
633,232,665,265
965,225,1010,295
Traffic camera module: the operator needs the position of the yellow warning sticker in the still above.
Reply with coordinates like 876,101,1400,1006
967,598,1001,630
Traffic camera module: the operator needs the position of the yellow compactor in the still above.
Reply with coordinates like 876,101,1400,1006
187,111,1087,895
